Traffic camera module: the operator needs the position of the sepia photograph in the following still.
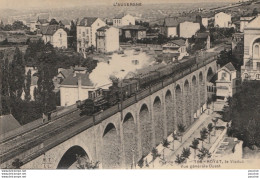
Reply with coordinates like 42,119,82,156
0,0,260,175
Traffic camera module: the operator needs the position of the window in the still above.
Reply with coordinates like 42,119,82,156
254,44,259,58
86,29,89,34
256,74,260,79
83,32,85,37
79,29,81,34
221,72,226,80
244,73,249,79
60,33,62,38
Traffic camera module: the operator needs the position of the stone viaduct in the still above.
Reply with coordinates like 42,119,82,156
18,56,217,169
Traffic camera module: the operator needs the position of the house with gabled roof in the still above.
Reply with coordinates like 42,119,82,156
162,39,189,60
38,24,67,49
59,72,95,106
216,62,240,100
77,17,106,53
113,14,135,27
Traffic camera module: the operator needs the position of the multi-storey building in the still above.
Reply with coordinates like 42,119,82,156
96,25,119,53
241,15,260,80
77,17,106,53
113,14,135,27
214,12,231,28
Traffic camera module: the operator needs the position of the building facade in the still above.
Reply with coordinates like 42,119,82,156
96,26,119,53
113,14,135,27
40,25,67,49
179,21,200,38
60,72,95,106
214,12,231,28
77,17,106,53
240,16,255,33
160,17,179,38
241,15,260,80
162,39,188,60
216,62,239,100
120,25,146,41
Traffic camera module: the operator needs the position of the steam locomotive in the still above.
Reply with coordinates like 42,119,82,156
77,56,198,115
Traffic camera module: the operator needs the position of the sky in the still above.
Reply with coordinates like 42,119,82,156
0,0,241,10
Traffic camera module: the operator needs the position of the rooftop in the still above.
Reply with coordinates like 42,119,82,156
164,39,186,47
223,62,236,72
39,25,61,35
79,17,98,27
97,25,112,31
37,18,49,24
60,73,93,87
195,32,210,39
0,114,21,135
120,25,146,30
163,16,196,27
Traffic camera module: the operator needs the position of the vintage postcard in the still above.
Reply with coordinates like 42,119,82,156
0,0,260,172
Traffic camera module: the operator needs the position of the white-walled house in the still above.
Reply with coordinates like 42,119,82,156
179,21,200,38
216,62,239,100
77,17,106,53
60,72,95,107
214,12,231,28
160,17,179,38
239,16,255,32
96,25,119,53
162,39,188,60
39,25,67,48
113,14,135,27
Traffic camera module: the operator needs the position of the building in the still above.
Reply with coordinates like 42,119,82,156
232,33,244,64
113,14,135,27
29,21,37,32
239,16,255,32
59,72,95,107
0,114,21,135
216,62,239,100
35,18,49,29
120,25,146,41
179,21,200,38
194,32,211,50
241,15,260,80
77,17,106,53
60,19,71,30
96,25,119,53
162,39,188,60
214,12,231,28
160,17,179,38
39,25,67,48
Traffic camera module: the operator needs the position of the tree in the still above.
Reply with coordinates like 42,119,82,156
137,156,145,168
181,147,191,160
252,8,258,16
197,147,211,160
177,123,186,142
190,138,200,159
212,117,219,136
198,127,208,148
49,19,59,25
9,47,25,100
75,154,99,169
175,154,185,164
207,123,214,143
171,130,178,151
162,139,170,161
151,147,160,168
24,69,31,101
12,158,23,169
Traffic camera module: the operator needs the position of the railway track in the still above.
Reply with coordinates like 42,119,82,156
0,110,88,164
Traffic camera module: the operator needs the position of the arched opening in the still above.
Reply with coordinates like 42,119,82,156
139,104,152,157
192,76,199,117
122,112,137,168
57,146,88,169
102,123,120,169
165,90,174,136
184,80,191,127
199,72,205,107
175,85,183,125
153,96,164,146
253,38,260,59
207,67,214,82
